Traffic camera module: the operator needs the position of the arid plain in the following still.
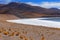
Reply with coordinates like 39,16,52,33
0,14,59,40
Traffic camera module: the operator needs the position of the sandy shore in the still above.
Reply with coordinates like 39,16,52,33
0,20,60,40
0,14,60,40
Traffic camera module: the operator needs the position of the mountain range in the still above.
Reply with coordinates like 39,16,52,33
0,2,60,18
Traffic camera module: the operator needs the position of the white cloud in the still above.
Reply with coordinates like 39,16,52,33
0,0,12,4
0,0,20,4
26,2,60,9
26,2,40,6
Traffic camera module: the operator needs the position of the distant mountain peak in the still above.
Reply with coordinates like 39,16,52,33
49,8,59,10
0,2,60,18
8,2,20,5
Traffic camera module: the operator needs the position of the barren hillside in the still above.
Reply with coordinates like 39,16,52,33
0,2,60,18
0,14,19,20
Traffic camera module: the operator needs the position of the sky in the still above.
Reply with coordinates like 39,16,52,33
0,0,60,9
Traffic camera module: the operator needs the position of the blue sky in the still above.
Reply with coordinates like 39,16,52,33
0,0,60,4
20,0,60,3
0,0,60,9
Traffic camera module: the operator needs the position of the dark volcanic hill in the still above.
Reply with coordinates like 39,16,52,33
0,2,60,18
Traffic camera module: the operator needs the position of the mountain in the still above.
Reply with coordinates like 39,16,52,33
0,2,60,18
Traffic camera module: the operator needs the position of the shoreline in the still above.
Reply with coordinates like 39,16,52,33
6,18,60,28
0,20,60,40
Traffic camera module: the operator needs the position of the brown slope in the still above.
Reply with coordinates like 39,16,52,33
0,2,60,18
0,2,47,18
0,14,19,20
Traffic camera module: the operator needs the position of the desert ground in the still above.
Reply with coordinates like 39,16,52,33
0,14,60,40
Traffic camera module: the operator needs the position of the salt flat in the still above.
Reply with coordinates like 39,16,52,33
6,18,60,28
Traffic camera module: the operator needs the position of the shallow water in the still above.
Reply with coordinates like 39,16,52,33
40,17,60,22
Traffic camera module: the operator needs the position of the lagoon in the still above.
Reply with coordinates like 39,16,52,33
6,17,60,28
